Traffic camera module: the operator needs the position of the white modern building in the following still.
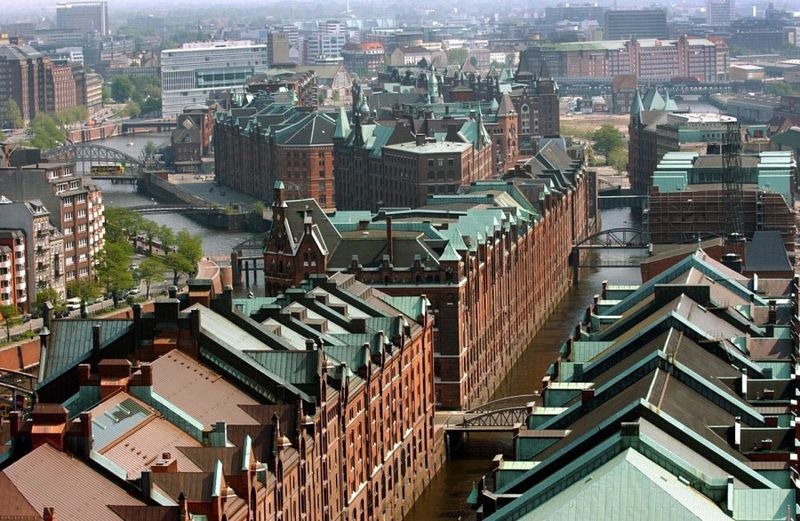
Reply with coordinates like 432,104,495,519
307,20,347,63
160,41,269,118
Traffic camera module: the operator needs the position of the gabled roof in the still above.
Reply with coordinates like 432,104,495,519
149,350,261,429
39,319,134,386
514,448,734,521
3,444,145,521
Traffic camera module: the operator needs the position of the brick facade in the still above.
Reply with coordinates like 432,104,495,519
265,142,597,409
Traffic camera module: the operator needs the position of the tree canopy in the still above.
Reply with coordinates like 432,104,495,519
28,113,66,150
0,304,21,339
95,240,135,298
2,99,23,128
591,125,624,159
138,257,165,298
33,287,65,315
111,76,135,103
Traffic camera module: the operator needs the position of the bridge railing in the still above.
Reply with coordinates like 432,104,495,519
467,393,538,414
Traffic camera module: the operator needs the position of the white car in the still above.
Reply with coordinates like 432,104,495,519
66,297,82,311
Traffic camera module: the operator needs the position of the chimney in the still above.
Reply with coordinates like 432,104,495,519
415,133,425,146
139,363,153,386
37,326,51,383
77,364,91,385
386,216,393,263
740,368,748,397
601,280,608,300
581,388,595,404
733,416,742,449
168,285,178,299
132,303,142,346
92,324,101,354
43,508,55,521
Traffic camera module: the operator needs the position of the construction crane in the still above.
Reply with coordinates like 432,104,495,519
722,121,744,238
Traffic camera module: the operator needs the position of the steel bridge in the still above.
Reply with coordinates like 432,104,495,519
443,394,537,432
127,204,217,214
44,143,144,168
570,228,651,274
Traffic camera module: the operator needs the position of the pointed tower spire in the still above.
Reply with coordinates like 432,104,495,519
333,106,351,140
630,89,644,124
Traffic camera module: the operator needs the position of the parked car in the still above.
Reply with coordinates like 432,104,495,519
128,287,140,295
66,297,81,311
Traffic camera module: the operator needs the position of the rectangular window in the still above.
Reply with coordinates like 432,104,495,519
76,194,86,203
64,212,73,221
63,196,73,206
64,227,73,235
77,209,86,218
78,224,87,232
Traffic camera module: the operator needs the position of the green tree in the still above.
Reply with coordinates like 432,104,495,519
103,206,143,244
95,241,135,300
102,86,112,103
66,279,101,301
469,56,478,67
54,105,88,126
138,257,165,298
125,101,141,118
607,146,628,173
591,125,624,160
2,99,23,128
111,76,135,103
0,129,6,142
33,287,65,315
157,225,175,253
139,219,160,255
28,113,66,150
162,230,202,284
144,141,158,156
66,279,101,317
0,304,20,340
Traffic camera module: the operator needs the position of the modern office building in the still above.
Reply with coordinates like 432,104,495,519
55,1,108,36
307,20,348,63
160,41,269,118
707,0,735,26
603,9,668,39
340,41,385,76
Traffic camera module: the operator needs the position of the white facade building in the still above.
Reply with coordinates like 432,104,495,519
160,41,269,118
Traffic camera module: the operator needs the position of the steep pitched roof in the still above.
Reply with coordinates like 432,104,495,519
3,444,145,521
39,319,134,386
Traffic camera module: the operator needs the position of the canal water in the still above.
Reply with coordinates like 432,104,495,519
89,132,259,262
406,207,643,521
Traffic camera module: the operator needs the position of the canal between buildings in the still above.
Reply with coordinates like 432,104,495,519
92,133,643,520
407,207,644,521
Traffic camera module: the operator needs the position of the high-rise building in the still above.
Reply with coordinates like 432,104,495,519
707,0,735,26
603,9,668,39
267,31,291,66
307,20,347,63
160,41,269,118
55,1,108,36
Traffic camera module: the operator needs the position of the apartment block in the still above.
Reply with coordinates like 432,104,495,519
0,161,103,286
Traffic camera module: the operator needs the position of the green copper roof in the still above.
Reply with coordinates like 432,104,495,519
515,448,734,521
40,319,134,386
333,106,351,139
439,241,462,262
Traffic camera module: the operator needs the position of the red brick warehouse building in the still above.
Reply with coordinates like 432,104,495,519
7,277,440,521
213,95,337,208
264,140,597,409
332,86,496,210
